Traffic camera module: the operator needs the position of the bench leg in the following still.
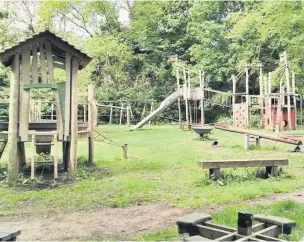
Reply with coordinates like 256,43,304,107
244,135,249,150
209,168,220,179
266,166,278,177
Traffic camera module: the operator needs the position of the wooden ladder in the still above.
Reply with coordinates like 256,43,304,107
30,131,58,180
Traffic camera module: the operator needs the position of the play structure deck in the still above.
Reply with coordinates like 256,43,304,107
198,159,288,179
177,211,296,241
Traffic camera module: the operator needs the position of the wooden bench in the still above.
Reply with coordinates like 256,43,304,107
198,159,289,179
0,228,21,241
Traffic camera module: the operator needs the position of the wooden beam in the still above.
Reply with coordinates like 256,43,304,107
69,57,79,180
19,47,31,142
7,54,20,185
200,70,205,126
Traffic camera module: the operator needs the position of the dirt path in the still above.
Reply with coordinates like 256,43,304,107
0,188,303,241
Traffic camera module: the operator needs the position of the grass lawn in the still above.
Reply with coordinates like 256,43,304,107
0,125,303,216
132,200,304,241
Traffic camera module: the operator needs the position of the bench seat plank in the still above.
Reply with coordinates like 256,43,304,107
199,159,288,169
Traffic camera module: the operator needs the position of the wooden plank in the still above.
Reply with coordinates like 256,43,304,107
69,57,79,180
257,225,280,238
196,225,229,240
32,43,38,83
7,54,20,185
64,52,71,140
204,222,236,233
44,40,54,83
199,159,288,169
19,47,31,141
23,83,57,90
39,42,48,83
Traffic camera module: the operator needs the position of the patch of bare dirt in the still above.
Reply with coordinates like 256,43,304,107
0,188,303,241
0,203,192,241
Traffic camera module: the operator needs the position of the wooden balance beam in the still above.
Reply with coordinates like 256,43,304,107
198,159,288,179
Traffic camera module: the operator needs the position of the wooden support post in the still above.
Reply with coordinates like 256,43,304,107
69,58,79,180
200,70,205,126
84,104,87,122
109,102,113,125
232,75,236,126
53,134,58,179
119,102,123,125
176,69,182,128
7,54,20,185
64,52,72,140
88,84,94,164
31,134,35,180
292,72,297,129
244,134,249,150
268,72,273,130
209,168,220,179
245,65,250,127
285,60,292,130
184,70,189,126
189,100,192,125
266,166,278,177
19,47,31,141
259,64,264,128
127,105,130,127
123,144,128,159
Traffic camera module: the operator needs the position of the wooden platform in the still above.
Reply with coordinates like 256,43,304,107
0,121,88,132
198,159,288,179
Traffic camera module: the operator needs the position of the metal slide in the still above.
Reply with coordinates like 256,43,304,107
129,88,183,131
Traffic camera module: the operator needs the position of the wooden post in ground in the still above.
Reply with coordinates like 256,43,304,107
7,54,20,185
259,64,264,128
53,133,58,179
268,72,273,130
127,105,130,127
232,75,236,127
109,102,113,125
88,84,94,164
292,72,297,129
184,70,189,126
123,144,128,159
284,56,292,130
119,102,123,125
200,70,205,126
244,134,249,150
69,58,79,180
245,65,250,127
31,134,35,180
176,69,182,128
84,103,87,122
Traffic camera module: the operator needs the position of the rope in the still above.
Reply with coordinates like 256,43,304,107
94,130,123,148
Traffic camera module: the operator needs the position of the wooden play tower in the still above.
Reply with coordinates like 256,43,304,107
0,31,94,185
